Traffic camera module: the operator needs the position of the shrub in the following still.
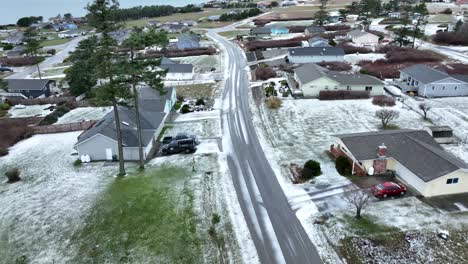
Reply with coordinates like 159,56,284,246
46,49,57,55
319,90,370,100
441,8,452,14
39,114,58,126
0,147,8,156
339,43,373,54
0,56,44,67
176,94,184,102
5,168,21,183
54,105,70,116
255,67,276,80
372,95,396,107
0,103,10,110
73,159,82,167
244,36,309,51
173,101,182,110
195,98,205,106
336,156,352,176
266,96,282,109
282,91,289,97
301,160,322,180
432,31,468,46
180,104,191,114
324,24,351,31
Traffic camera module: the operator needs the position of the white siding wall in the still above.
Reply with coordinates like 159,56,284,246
352,34,379,45
166,72,194,81
424,169,468,196
421,81,468,98
288,55,344,64
76,134,118,161
395,162,427,195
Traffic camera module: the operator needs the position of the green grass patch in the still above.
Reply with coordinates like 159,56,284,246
41,38,71,47
70,166,203,263
175,83,216,99
341,214,400,236
219,30,249,38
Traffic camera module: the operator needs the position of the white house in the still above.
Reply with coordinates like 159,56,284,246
347,29,380,46
75,87,176,161
293,63,384,97
398,64,468,97
287,47,345,64
331,130,468,197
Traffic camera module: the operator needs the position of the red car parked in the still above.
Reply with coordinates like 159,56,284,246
372,182,407,198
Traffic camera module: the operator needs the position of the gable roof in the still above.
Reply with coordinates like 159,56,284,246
251,27,272,34
160,63,193,73
335,130,468,182
347,29,378,38
7,79,54,91
451,74,468,83
305,26,325,33
288,47,345,57
308,37,331,47
400,64,450,84
161,57,177,65
294,63,383,86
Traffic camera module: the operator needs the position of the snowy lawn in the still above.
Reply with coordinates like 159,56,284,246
56,107,112,124
8,104,54,118
174,55,221,72
165,117,222,139
344,53,386,65
0,132,116,263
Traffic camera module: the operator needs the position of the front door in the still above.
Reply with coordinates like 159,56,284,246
105,148,113,161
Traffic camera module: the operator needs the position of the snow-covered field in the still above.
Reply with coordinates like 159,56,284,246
344,53,386,64
174,55,221,72
0,132,116,263
8,104,54,118
56,107,112,124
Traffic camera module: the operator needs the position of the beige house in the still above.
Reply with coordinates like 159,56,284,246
330,130,468,197
293,63,384,97
347,29,380,46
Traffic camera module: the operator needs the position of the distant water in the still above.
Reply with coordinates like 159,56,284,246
0,0,207,25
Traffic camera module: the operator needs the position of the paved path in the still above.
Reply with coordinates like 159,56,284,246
6,36,87,79
208,25,323,264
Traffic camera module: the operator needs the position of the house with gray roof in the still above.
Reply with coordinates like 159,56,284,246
176,34,200,50
6,45,26,58
307,37,331,47
160,57,194,81
347,29,379,46
398,64,468,97
331,130,468,197
74,86,176,161
304,26,325,35
250,27,272,37
1,33,24,45
287,47,345,64
293,63,384,97
6,79,56,98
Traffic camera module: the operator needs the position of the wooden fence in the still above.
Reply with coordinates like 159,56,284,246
0,116,44,125
33,120,96,134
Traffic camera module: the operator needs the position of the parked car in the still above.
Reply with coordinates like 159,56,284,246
161,138,197,155
162,136,173,144
175,133,199,144
0,67,13,72
372,182,407,198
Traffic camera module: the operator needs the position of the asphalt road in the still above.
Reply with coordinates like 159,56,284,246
6,36,87,79
208,30,323,264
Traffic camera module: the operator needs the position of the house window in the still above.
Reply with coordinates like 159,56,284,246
446,178,459,184
454,86,457,90
346,86,351,90
442,86,445,90
365,86,373,91
432,86,435,90
325,85,329,90
334,85,338,90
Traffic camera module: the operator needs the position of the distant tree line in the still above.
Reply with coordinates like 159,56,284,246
204,2,257,9
219,8,261,22
16,16,43,27
109,4,202,21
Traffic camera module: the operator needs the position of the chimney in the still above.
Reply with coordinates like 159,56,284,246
377,143,387,158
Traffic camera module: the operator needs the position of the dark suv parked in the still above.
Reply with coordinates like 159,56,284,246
161,138,197,155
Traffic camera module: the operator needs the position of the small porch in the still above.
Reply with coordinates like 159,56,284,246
329,144,367,176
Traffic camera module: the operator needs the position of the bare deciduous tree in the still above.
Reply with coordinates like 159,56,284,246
375,109,399,128
345,189,371,219
419,103,432,120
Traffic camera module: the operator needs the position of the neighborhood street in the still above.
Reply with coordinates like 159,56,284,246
5,35,87,79
208,29,323,264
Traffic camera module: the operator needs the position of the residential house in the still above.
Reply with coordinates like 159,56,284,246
207,15,221,21
160,57,194,81
181,20,197,27
388,12,401,19
6,45,26,58
160,24,189,33
271,27,289,35
398,64,468,97
74,86,176,161
287,47,345,64
148,20,162,27
293,63,384,97
109,29,131,45
347,29,380,46
1,33,24,45
307,37,331,47
250,27,272,37
330,130,468,197
305,26,326,35
176,34,201,49
6,79,56,98
58,29,86,39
